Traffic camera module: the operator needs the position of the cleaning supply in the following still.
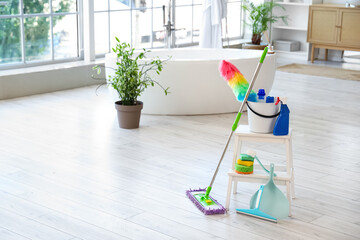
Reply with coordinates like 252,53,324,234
235,164,253,174
236,185,277,222
236,151,276,176
266,96,274,103
273,97,290,136
186,189,226,215
237,163,289,222
186,47,269,215
246,100,280,133
254,155,277,177
237,159,254,167
219,60,258,102
235,153,255,174
257,89,266,102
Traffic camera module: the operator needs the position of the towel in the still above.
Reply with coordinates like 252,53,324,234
199,0,227,48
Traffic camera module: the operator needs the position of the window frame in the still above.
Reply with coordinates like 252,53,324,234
0,0,82,70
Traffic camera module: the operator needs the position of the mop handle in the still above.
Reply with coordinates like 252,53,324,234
205,47,268,197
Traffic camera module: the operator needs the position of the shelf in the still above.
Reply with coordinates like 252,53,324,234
273,26,308,31
228,170,291,182
274,50,308,56
278,2,310,7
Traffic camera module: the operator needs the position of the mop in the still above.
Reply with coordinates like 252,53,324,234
186,47,268,215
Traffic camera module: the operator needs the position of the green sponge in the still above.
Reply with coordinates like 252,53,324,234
235,163,253,174
239,154,254,161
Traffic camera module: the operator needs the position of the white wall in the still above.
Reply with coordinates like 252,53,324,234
0,64,105,100
323,0,360,4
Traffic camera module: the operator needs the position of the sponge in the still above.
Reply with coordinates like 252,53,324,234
235,152,255,174
235,164,253,174
239,153,255,161
237,159,254,167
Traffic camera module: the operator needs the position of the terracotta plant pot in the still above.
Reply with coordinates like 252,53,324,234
251,33,262,45
115,101,143,129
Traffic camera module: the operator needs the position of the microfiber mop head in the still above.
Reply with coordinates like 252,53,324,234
186,188,226,215
219,60,257,102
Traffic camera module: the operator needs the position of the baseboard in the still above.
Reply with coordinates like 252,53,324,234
0,63,105,100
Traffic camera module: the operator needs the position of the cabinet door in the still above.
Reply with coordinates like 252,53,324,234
337,9,360,48
307,7,338,44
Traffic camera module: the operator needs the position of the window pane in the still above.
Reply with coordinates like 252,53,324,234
193,5,201,43
53,14,78,59
52,0,77,13
133,0,148,9
94,12,109,54
152,7,165,48
0,18,21,64
110,0,130,10
175,6,191,45
153,0,167,8
132,9,151,49
94,0,107,11
23,0,50,14
110,11,130,49
227,2,241,38
24,16,51,61
176,0,191,6
0,0,20,15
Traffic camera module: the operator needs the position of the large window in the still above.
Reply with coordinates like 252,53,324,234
95,0,245,55
0,0,80,67
0,0,245,68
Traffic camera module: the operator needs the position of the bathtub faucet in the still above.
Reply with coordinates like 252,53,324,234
163,0,176,48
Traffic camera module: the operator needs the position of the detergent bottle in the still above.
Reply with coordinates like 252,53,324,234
273,97,290,136
257,89,266,102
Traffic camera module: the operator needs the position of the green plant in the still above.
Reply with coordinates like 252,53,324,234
0,0,71,63
93,37,169,106
242,0,287,45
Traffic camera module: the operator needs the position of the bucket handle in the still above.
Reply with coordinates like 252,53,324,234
246,102,280,119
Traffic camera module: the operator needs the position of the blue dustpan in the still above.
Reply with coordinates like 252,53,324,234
237,185,277,222
257,163,289,219
237,163,289,222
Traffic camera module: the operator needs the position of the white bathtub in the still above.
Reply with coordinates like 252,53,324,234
105,48,276,115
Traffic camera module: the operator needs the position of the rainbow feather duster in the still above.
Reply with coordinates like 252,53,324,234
219,60,257,102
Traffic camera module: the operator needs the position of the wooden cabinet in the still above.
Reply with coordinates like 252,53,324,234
338,9,360,48
307,4,360,63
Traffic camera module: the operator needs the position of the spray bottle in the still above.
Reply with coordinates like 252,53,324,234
273,97,290,136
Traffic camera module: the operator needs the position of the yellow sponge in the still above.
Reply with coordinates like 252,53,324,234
237,159,254,166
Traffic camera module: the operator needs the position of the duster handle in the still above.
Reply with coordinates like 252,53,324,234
207,47,268,196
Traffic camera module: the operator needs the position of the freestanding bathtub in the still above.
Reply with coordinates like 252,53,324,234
105,48,276,115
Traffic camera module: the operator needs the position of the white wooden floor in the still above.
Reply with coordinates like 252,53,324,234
0,62,359,239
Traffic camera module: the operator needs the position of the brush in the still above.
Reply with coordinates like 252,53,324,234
219,60,258,102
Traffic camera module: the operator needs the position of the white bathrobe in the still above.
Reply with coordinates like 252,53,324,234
199,0,227,48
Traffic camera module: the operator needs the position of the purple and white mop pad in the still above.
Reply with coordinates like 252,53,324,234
186,188,226,215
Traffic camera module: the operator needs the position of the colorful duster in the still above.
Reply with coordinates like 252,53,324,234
219,60,257,102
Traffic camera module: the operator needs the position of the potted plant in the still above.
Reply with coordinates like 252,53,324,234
242,0,287,46
93,37,169,129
